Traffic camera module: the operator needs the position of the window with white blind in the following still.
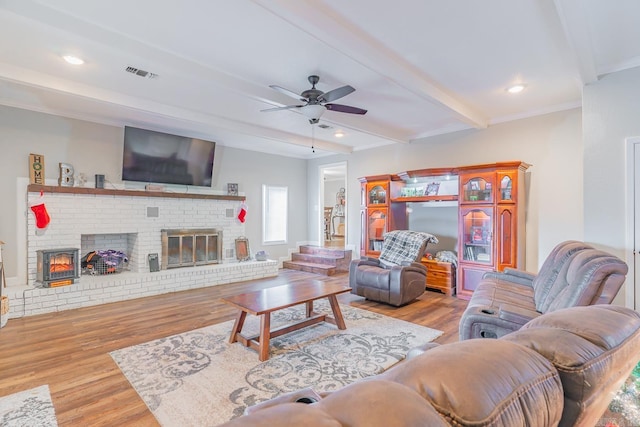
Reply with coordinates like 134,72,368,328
262,185,288,244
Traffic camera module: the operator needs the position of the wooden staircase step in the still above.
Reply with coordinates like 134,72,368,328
299,246,349,258
291,252,341,265
282,261,337,276
285,246,353,276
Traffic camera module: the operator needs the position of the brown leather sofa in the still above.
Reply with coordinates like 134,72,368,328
218,304,640,427
459,240,628,340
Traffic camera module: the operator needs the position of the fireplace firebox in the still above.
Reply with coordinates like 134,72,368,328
37,248,80,287
161,229,222,269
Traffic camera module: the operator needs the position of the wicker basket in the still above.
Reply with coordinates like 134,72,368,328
0,295,8,328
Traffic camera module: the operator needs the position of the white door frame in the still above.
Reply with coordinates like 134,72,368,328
318,162,347,245
624,136,640,309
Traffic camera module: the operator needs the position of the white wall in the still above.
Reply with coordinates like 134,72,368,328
308,109,584,272
0,106,307,283
324,180,343,208
583,66,640,306
408,204,459,255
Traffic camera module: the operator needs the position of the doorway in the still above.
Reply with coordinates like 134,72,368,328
320,163,347,248
625,136,640,310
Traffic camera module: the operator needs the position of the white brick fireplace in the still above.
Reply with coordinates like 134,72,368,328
6,185,277,318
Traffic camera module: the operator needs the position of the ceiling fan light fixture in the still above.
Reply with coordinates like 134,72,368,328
301,104,326,121
62,55,84,65
506,83,526,94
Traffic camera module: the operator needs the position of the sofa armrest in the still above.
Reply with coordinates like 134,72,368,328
482,268,535,287
399,261,427,269
498,304,541,326
360,257,382,266
244,387,322,415
390,263,427,275
459,304,541,340
405,342,441,360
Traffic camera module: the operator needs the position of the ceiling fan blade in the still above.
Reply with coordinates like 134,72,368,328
325,103,367,115
318,85,355,103
261,105,304,112
269,85,308,102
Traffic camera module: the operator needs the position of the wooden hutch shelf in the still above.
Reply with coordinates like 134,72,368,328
390,194,458,203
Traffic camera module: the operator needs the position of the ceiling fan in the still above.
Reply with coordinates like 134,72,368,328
261,75,367,124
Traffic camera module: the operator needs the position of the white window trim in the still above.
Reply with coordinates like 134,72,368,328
262,184,288,245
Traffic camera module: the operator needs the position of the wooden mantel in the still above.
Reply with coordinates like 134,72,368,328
27,184,246,201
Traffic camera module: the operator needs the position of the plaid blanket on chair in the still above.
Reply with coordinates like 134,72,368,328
379,230,439,267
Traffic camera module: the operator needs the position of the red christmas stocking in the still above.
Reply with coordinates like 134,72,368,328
30,192,51,229
237,203,247,223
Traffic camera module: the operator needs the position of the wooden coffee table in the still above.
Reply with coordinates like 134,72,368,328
221,280,351,361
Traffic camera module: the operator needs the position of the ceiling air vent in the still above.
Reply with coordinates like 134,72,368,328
125,66,159,79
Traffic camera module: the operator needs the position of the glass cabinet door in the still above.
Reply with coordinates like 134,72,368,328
461,174,494,203
498,174,514,202
461,207,493,264
367,183,387,205
367,209,387,253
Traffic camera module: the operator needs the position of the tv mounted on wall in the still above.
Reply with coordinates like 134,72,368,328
122,126,216,187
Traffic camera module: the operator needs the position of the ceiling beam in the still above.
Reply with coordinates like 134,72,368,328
553,0,598,84
252,0,488,130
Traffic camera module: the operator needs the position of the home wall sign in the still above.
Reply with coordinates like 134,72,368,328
29,153,45,185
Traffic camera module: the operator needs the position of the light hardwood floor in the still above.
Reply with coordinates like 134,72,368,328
0,269,468,426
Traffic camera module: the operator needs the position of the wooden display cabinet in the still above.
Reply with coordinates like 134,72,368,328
357,162,529,299
358,175,407,257
456,162,529,299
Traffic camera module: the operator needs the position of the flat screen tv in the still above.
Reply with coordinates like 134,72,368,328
122,126,215,187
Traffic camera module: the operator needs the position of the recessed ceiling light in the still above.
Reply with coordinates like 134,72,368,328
506,84,526,94
334,131,345,138
63,55,84,65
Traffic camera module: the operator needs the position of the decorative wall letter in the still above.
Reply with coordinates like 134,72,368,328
58,163,75,187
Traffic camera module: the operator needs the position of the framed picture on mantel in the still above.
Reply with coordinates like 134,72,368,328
227,183,238,196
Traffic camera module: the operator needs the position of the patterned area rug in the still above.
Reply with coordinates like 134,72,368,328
601,361,640,426
0,385,58,427
111,302,443,426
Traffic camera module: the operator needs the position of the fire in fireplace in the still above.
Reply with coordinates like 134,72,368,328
36,248,80,287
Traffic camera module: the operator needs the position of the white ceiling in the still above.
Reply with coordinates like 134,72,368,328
1,0,639,159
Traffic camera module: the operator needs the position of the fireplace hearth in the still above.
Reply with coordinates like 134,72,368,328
37,248,80,287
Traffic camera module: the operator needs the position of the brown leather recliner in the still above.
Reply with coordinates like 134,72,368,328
349,230,438,306
459,240,629,340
